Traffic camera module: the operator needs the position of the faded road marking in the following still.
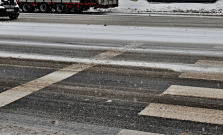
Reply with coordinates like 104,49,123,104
162,85,223,100
195,60,223,67
139,103,223,125
92,50,123,60
0,64,92,107
179,72,223,81
214,46,223,50
179,60,223,81
117,129,163,135
1,51,223,74
0,50,126,107
140,60,223,125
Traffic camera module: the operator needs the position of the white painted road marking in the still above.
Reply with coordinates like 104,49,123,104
214,46,223,49
139,103,223,125
138,60,223,125
0,50,125,107
162,85,223,99
179,60,223,81
195,60,223,67
117,129,163,135
179,72,223,81
0,64,92,107
92,51,123,60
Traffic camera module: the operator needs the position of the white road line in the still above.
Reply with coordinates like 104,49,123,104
162,85,223,99
1,51,223,74
214,46,223,49
139,103,223,125
92,51,123,60
0,64,92,107
195,60,223,67
117,129,163,135
179,60,223,81
139,59,223,125
0,50,124,107
179,72,223,81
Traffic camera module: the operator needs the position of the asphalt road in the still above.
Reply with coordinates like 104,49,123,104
1,13,223,28
0,13,223,135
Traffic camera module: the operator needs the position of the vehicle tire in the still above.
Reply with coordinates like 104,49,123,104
9,14,19,20
39,3,50,13
56,4,64,13
22,3,31,12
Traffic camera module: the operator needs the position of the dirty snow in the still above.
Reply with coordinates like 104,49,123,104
0,40,223,58
94,0,223,14
1,50,223,73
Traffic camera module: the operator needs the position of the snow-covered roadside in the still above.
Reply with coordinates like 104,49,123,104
94,0,223,15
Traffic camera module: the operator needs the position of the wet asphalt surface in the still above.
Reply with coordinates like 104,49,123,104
0,13,223,134
1,13,223,28
1,58,223,134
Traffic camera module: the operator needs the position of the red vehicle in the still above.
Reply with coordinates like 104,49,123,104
17,0,118,13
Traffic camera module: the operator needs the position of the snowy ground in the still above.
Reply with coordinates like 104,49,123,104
95,0,223,15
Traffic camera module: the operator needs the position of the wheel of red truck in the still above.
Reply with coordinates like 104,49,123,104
39,3,50,13
56,4,64,13
22,3,31,12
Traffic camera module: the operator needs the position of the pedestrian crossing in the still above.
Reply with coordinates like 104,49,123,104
180,60,223,81
180,72,223,81
139,103,223,125
1,50,223,134
0,50,124,107
195,60,223,67
139,60,223,126
117,129,163,135
162,85,223,99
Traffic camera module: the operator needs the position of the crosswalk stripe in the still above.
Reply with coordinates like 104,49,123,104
117,129,163,135
139,103,223,125
179,60,223,81
0,50,123,108
195,60,223,67
162,85,223,99
179,72,223,81
139,60,223,125
0,64,92,107
92,51,123,60
214,46,223,49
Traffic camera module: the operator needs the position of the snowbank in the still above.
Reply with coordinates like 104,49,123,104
96,0,223,15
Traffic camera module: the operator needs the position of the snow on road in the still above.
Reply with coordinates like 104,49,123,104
0,22,223,73
1,50,223,73
0,22,223,45
96,0,223,14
